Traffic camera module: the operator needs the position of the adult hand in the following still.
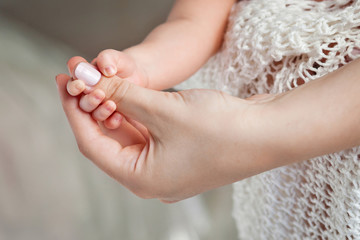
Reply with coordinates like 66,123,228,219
55,71,277,203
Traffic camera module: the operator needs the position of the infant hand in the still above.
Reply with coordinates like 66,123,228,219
92,49,148,87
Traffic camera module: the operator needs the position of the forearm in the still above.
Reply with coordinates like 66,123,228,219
124,0,235,90
260,58,360,169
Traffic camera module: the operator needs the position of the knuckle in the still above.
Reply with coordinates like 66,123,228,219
77,142,90,158
106,79,131,106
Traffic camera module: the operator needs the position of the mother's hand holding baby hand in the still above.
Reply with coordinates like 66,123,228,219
56,59,280,202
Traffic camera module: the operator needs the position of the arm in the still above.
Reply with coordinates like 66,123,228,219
255,58,360,170
98,0,236,90
126,0,235,89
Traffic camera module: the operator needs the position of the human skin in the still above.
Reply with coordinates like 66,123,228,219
66,0,236,128
56,57,360,203
57,72,272,203
60,0,360,202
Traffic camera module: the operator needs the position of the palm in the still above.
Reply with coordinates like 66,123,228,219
99,118,146,147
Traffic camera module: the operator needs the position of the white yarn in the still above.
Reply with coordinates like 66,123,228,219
181,0,360,239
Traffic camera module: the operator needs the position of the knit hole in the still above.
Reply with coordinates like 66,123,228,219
319,222,327,232
290,77,306,89
266,74,274,89
340,0,355,9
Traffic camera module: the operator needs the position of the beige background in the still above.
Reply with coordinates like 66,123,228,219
0,1,237,239
0,0,173,58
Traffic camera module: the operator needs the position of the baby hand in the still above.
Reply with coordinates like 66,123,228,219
66,57,123,129
91,49,149,87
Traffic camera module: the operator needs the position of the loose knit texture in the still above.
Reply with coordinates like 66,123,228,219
178,0,360,239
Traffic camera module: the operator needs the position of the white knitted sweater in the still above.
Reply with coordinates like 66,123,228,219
179,0,360,239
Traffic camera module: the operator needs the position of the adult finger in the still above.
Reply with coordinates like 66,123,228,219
67,79,86,96
92,100,117,122
79,89,105,112
104,112,123,129
67,56,88,78
67,56,101,88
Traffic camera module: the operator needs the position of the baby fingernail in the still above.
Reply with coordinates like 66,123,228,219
105,101,116,111
93,93,103,101
113,112,123,121
104,66,116,76
74,81,84,90
74,62,101,86
92,89,105,100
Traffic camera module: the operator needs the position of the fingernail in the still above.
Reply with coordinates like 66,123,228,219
105,101,116,111
74,81,84,91
93,91,104,101
74,62,101,86
104,66,116,76
113,112,123,121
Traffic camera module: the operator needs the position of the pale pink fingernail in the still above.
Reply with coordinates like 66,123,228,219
74,62,101,86
104,66,116,76
113,113,123,121
93,91,104,101
105,101,116,111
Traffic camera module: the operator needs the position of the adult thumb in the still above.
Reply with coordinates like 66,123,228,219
105,75,163,127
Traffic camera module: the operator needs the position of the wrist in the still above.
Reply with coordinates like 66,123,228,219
242,89,322,173
251,70,356,170
220,95,281,183
248,94,296,170
123,46,152,89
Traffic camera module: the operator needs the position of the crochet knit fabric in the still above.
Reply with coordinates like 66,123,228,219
179,0,360,239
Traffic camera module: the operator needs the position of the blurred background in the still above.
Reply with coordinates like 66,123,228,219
0,0,237,239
